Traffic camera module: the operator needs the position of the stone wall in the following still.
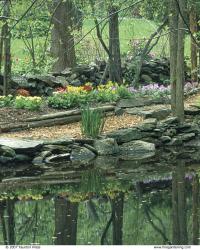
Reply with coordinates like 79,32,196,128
0,58,171,96
1,116,200,166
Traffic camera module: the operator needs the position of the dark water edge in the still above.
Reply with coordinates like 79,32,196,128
0,151,199,245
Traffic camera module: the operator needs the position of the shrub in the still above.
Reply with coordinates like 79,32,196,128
116,85,132,99
16,89,30,97
14,96,42,111
81,106,105,138
0,95,13,108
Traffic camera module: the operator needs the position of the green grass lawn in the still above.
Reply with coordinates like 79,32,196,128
11,18,191,73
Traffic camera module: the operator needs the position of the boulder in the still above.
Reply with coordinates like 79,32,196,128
0,138,43,153
0,146,16,158
45,153,71,164
94,138,119,155
70,146,96,163
107,128,143,143
119,140,155,160
138,118,157,131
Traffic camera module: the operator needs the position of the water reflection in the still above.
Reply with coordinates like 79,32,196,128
0,159,199,245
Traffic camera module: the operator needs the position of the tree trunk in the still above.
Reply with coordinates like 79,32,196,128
108,6,122,84
175,0,186,122
3,0,11,96
6,199,15,245
189,5,198,83
0,25,5,73
51,0,76,72
112,192,124,245
177,160,187,244
169,0,178,114
192,174,199,245
172,160,188,245
54,197,78,245
172,169,180,244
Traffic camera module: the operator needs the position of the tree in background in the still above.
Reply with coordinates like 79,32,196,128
169,0,186,122
50,0,77,72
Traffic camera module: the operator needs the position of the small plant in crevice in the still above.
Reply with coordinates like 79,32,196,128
81,106,105,138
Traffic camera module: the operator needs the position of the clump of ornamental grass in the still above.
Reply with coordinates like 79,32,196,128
81,106,105,138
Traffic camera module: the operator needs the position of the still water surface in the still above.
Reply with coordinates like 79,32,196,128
0,159,199,245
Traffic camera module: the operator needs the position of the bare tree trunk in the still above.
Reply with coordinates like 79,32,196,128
133,18,168,87
189,5,198,83
175,0,186,122
177,160,187,244
54,197,78,245
169,0,178,115
192,174,199,245
6,199,15,245
51,0,76,72
3,0,11,96
112,192,124,245
108,6,122,84
0,25,5,73
172,160,188,245
172,169,180,244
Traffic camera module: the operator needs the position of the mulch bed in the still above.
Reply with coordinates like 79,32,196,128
1,93,200,140
0,106,64,125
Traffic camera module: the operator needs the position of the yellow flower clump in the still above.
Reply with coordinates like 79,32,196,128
16,96,42,101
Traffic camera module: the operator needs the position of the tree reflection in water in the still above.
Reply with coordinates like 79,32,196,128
0,160,199,245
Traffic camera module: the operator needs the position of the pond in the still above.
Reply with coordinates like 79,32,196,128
0,156,199,245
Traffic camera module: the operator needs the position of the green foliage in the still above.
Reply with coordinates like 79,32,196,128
14,96,43,111
81,106,105,138
47,92,81,109
116,85,132,99
0,95,13,108
80,168,104,193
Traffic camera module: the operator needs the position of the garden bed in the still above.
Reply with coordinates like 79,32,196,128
0,113,143,139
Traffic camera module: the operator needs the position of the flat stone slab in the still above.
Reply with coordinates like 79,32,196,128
119,140,155,160
0,138,43,153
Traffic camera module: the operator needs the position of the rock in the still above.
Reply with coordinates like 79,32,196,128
0,138,43,153
43,137,73,146
185,107,200,115
160,136,171,143
70,146,96,163
70,79,82,87
117,98,148,108
161,117,179,126
45,153,71,164
84,144,98,154
138,118,157,131
119,140,155,160
184,137,200,148
0,146,16,158
60,67,72,76
107,128,143,143
166,137,182,146
139,109,171,120
42,145,71,153
177,133,196,142
176,123,192,132
0,156,13,164
15,154,31,162
94,138,119,155
39,151,52,158
163,128,177,137
55,76,69,87
114,107,124,116
32,156,44,165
